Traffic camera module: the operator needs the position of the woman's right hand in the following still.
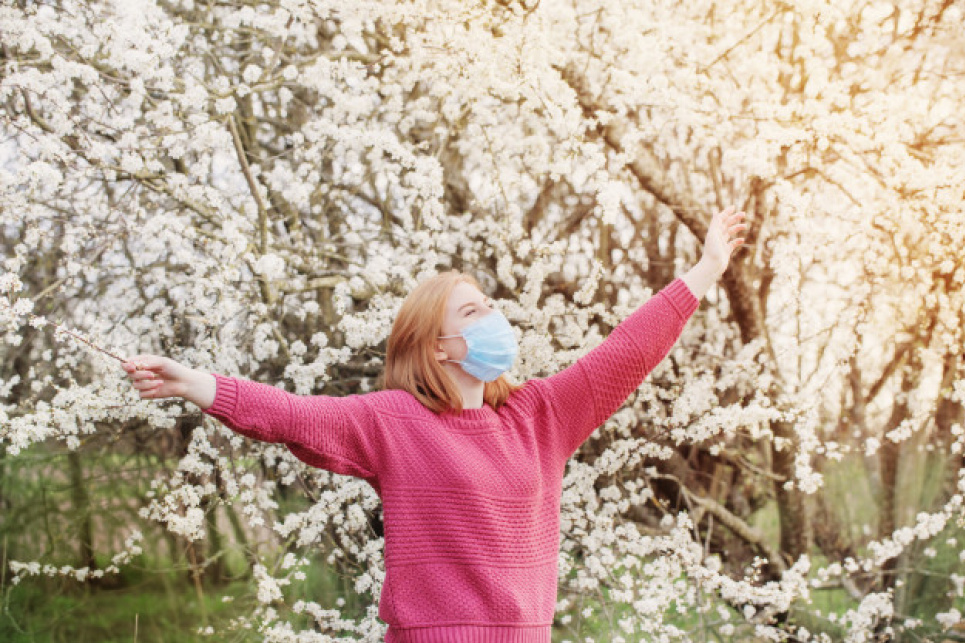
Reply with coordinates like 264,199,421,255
122,354,203,402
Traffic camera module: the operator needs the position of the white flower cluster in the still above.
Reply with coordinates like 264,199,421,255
8,530,143,586
572,259,603,306
837,592,895,643
936,608,962,630
253,253,287,281
254,563,290,604
864,508,956,568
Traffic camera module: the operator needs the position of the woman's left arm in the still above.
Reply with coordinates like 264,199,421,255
536,206,747,460
680,206,748,300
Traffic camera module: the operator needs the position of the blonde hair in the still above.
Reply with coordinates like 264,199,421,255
379,269,523,414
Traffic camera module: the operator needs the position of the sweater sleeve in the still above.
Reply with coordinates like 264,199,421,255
202,374,381,481
538,277,700,460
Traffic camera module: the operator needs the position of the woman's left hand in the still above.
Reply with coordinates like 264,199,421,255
702,206,747,275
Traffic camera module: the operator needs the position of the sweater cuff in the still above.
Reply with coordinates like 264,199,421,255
203,373,238,417
660,278,700,320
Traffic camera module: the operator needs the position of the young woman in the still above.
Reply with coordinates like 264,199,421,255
123,206,746,642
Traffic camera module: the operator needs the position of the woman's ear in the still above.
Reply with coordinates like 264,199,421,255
435,345,448,362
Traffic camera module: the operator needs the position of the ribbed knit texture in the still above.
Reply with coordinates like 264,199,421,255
202,278,699,642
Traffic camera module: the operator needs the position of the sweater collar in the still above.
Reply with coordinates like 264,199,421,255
439,403,496,423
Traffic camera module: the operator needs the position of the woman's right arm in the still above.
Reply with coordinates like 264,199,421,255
123,354,215,408
122,355,381,480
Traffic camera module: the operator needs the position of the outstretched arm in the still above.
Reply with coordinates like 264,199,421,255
122,357,382,480
537,278,699,460
535,206,747,460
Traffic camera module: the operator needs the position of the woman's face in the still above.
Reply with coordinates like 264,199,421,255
435,281,495,363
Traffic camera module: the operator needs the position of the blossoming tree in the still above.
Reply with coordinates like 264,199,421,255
2,0,963,640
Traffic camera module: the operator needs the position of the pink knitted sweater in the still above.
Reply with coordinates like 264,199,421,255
202,277,699,642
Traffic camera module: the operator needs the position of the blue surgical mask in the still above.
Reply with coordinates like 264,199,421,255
438,310,518,382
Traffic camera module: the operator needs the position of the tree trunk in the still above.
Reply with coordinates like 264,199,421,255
68,451,97,572
877,364,921,592
770,419,811,569
203,496,225,585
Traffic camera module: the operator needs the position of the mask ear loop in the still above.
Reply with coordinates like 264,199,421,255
437,334,461,365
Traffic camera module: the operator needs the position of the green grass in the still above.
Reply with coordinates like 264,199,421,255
0,445,373,642
1,548,377,643
2,567,247,643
